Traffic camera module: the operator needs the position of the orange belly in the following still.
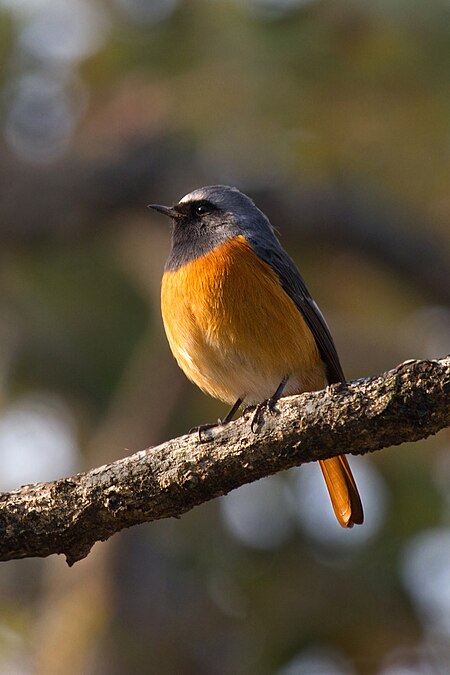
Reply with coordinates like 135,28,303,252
161,235,325,404
162,234,363,528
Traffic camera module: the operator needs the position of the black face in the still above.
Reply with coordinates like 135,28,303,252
161,198,239,271
150,185,277,271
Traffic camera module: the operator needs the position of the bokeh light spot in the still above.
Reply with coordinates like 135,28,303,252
401,528,450,637
286,456,388,549
0,393,80,491
220,475,294,550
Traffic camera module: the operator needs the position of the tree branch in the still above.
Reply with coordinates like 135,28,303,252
0,356,449,566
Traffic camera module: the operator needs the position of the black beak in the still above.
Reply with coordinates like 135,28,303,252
148,203,178,218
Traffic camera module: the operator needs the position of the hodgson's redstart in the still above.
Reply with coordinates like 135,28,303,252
150,185,363,527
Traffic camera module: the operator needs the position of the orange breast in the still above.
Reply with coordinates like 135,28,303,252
161,235,325,404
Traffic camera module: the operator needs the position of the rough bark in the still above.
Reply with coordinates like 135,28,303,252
0,356,448,566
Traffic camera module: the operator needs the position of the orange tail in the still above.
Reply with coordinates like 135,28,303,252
319,456,364,528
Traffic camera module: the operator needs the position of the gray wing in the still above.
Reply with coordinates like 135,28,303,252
249,237,345,384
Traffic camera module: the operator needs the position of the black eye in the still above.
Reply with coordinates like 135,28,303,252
194,203,209,216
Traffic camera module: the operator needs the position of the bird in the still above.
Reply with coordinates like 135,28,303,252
149,185,363,528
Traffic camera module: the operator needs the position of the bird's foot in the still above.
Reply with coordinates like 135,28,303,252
190,397,243,442
189,419,225,443
249,397,281,433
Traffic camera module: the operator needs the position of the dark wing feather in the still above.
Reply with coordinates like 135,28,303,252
249,238,345,384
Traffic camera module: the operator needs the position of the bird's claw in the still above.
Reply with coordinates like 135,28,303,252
190,419,223,443
250,398,280,433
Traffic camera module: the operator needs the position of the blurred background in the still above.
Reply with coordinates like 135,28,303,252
0,0,449,673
